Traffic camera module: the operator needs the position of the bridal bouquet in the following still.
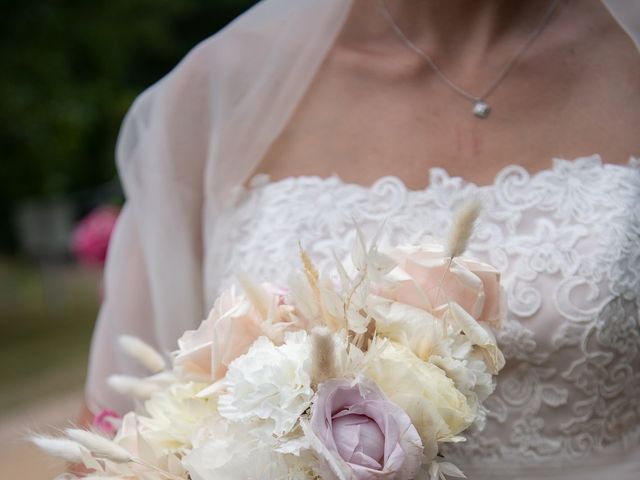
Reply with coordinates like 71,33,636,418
35,202,505,480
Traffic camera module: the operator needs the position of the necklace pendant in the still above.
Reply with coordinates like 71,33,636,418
472,101,491,119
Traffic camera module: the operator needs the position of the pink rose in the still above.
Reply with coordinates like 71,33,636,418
381,244,504,328
174,290,263,381
309,378,423,480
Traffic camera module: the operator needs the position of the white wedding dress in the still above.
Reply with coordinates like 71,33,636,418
210,157,640,479
85,1,640,478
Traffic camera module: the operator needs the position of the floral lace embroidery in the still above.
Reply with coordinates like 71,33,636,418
207,155,640,466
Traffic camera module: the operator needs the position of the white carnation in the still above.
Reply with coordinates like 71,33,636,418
430,352,493,413
218,331,313,436
430,334,495,404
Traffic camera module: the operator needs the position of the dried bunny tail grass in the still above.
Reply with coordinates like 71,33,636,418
31,435,88,463
119,335,166,373
63,429,184,480
64,428,132,463
107,374,161,399
311,327,336,386
446,199,481,259
237,271,271,319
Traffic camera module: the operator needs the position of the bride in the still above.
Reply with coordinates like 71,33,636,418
83,1,640,478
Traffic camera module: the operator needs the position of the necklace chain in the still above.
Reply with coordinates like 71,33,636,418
379,0,561,117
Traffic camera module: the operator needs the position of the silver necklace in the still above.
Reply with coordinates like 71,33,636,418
379,0,561,119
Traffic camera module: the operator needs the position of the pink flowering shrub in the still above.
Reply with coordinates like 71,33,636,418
71,205,119,265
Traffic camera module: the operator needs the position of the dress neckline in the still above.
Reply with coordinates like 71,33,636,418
245,155,639,196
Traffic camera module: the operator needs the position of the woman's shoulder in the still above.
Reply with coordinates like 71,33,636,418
117,0,350,193
114,0,304,187
119,0,313,149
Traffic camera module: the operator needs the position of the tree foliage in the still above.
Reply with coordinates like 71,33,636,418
0,0,256,250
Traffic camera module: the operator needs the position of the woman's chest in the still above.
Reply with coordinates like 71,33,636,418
252,33,640,191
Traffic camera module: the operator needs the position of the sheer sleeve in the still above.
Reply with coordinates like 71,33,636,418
85,204,155,413
85,40,214,414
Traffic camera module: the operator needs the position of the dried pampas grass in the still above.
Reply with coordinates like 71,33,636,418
299,242,320,295
299,243,322,313
299,242,331,326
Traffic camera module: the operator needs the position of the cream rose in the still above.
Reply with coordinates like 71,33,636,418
379,244,504,328
367,342,473,460
370,299,500,411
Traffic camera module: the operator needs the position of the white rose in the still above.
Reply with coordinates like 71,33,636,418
137,382,218,454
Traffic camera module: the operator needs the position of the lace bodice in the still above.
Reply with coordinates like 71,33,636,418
205,155,640,477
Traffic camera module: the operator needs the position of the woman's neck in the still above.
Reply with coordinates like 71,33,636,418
340,0,562,60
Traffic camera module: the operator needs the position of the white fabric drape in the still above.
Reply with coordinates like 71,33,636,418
86,0,353,414
86,0,639,415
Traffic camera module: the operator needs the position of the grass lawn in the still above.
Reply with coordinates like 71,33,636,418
0,258,100,411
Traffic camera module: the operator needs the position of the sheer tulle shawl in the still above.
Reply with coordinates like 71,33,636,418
86,0,639,414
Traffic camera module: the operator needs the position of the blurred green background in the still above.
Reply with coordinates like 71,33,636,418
0,0,256,413
1,0,257,252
